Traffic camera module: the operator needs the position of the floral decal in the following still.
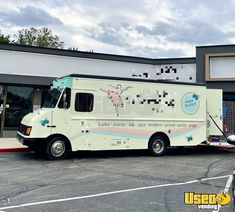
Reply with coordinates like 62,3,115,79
187,135,193,142
41,118,49,127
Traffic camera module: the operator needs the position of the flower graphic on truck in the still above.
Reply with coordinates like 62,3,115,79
40,118,49,126
101,84,132,116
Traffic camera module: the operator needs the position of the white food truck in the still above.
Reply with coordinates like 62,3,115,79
17,74,226,160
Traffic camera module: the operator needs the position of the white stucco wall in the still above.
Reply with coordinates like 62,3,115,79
0,50,196,82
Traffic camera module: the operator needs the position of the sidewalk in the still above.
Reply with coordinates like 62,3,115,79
208,141,235,151
0,138,28,152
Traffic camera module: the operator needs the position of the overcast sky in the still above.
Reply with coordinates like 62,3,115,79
0,0,234,58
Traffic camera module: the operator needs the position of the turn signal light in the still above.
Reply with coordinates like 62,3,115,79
25,127,32,136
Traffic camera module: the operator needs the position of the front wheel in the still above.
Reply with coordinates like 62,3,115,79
148,136,168,156
46,137,70,160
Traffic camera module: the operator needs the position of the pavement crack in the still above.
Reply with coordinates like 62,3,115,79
0,184,48,206
71,160,179,184
203,159,221,179
163,188,171,212
199,181,226,189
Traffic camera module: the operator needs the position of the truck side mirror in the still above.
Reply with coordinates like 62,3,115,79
63,93,67,109
58,87,71,109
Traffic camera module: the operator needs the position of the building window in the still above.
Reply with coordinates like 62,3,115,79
75,93,94,112
4,86,33,128
205,53,235,81
40,87,50,106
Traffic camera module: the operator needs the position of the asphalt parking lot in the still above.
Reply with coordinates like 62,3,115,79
0,147,234,212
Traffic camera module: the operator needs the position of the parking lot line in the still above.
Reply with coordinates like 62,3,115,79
0,174,231,211
212,174,233,212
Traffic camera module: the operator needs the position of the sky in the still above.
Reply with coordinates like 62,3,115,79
0,0,234,58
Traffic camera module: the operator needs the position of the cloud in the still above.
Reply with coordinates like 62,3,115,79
87,23,130,47
126,45,189,58
1,0,235,58
62,0,233,56
0,6,62,27
81,20,194,58
169,20,229,44
135,20,230,45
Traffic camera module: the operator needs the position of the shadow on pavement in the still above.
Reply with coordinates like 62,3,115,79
17,145,235,161
70,146,235,159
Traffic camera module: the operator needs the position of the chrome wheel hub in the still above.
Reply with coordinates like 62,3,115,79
153,139,164,153
51,140,65,157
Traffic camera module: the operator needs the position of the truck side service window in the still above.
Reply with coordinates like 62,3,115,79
75,93,94,112
58,88,71,109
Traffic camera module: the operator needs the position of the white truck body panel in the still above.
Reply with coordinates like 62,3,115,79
18,75,223,152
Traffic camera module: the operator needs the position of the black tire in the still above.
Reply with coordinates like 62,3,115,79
148,136,168,156
45,137,70,160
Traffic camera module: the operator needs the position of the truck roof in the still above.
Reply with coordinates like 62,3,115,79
62,74,205,87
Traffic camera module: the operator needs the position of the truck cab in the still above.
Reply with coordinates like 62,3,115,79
17,77,72,160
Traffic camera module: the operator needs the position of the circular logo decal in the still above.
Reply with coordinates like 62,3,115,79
181,93,199,115
216,193,231,205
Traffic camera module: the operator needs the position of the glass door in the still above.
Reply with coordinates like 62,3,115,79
4,86,33,128
0,85,6,137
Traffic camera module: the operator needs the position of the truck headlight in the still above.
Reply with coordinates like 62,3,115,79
25,127,32,136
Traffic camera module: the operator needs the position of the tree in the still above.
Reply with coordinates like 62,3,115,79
0,31,11,44
15,27,64,48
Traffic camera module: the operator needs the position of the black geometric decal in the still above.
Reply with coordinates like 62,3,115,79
156,66,178,76
126,90,175,113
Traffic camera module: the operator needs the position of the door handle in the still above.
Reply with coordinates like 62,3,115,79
47,125,56,128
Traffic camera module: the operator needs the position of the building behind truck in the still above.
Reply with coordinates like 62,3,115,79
17,75,223,159
1,44,235,139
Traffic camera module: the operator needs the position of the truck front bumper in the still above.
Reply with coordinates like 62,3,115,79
16,133,44,148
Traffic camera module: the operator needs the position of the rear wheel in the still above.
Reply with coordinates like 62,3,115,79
46,137,70,160
149,136,168,156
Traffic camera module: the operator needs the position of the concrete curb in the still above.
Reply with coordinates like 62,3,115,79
213,148,235,153
207,143,235,151
0,138,29,153
0,148,29,153
214,146,235,151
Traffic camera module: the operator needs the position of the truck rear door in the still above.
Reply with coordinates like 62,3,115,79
206,89,223,137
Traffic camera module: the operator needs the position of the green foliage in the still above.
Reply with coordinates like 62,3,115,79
16,27,64,48
0,31,11,44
